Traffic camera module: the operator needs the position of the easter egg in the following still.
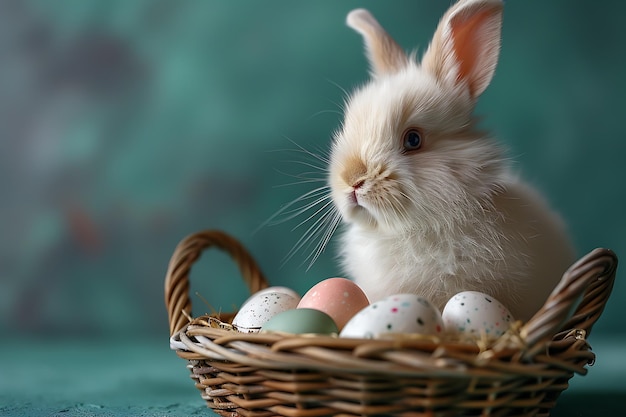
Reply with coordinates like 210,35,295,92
232,290,300,333
442,291,514,340
261,308,339,335
297,278,369,330
340,294,443,339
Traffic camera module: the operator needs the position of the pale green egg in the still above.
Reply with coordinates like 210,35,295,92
260,308,339,335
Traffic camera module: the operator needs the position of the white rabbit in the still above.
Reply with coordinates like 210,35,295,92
328,0,575,321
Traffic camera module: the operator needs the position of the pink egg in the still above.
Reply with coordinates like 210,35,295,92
297,278,370,330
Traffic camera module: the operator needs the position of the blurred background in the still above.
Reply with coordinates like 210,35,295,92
1,0,624,343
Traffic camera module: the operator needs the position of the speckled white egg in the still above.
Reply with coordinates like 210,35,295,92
232,290,300,333
340,294,444,339
442,291,514,340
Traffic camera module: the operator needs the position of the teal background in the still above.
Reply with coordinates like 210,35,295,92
1,0,624,415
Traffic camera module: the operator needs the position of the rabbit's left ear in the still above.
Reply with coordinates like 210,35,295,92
347,9,410,78
422,0,503,99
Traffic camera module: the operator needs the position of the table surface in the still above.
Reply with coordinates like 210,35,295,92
1,336,624,416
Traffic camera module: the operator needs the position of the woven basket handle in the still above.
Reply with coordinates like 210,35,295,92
164,230,269,337
521,248,617,347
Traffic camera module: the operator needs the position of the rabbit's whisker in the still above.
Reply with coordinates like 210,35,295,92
258,141,337,269
282,200,339,270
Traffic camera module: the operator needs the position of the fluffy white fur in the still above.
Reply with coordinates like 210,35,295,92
329,0,575,321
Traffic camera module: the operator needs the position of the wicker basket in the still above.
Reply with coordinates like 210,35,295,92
165,230,617,417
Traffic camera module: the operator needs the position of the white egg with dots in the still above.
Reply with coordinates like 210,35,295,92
442,291,514,340
232,289,300,333
340,294,443,339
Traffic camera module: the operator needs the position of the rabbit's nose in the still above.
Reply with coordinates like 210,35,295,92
341,155,367,187
352,179,365,190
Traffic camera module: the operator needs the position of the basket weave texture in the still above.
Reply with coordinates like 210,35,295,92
165,230,617,417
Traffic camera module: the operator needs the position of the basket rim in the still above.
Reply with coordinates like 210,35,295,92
169,321,597,378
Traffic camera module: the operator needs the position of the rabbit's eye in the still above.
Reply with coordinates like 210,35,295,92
402,129,423,152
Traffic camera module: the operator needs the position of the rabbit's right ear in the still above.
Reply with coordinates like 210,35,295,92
347,9,410,78
422,0,503,99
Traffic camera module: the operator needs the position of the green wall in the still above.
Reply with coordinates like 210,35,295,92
1,0,624,339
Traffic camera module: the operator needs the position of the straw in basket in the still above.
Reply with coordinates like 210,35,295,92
165,229,617,417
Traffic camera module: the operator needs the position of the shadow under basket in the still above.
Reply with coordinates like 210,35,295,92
165,230,618,417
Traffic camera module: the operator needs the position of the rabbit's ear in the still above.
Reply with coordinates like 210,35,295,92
422,0,503,99
347,9,410,78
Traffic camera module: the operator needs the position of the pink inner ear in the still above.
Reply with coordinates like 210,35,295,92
450,8,498,97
